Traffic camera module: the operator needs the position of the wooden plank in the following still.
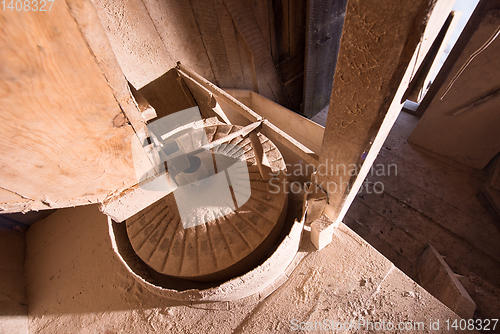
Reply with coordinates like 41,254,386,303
128,83,157,122
364,161,500,262
345,200,426,264
89,0,174,89
302,0,347,118
357,188,500,288
418,244,476,319
288,0,307,58
484,186,500,218
418,11,463,104
484,157,500,217
343,212,419,282
415,1,500,114
409,9,500,169
404,12,456,103
0,228,27,324
246,0,272,52
236,29,259,92
223,0,292,108
182,74,230,123
189,0,234,88
261,121,319,166
0,2,137,213
270,0,290,64
489,156,500,191
178,65,262,123
215,0,247,89
285,0,306,112
316,0,437,226
276,54,304,84
66,0,150,140
138,68,197,119
383,112,489,179
376,146,497,229
225,89,324,153
178,66,318,166
284,73,304,112
409,0,456,77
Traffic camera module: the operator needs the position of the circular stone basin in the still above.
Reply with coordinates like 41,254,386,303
125,124,288,282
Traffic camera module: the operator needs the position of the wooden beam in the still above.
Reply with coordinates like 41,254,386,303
403,12,456,103
0,0,138,213
178,65,319,166
225,89,324,154
177,65,262,123
316,0,438,225
417,244,476,319
66,0,149,140
89,0,175,89
302,0,348,118
189,0,234,88
261,121,319,167
222,0,292,108
412,11,463,105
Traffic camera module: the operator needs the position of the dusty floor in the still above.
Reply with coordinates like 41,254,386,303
3,109,497,334
314,110,500,324
24,204,470,333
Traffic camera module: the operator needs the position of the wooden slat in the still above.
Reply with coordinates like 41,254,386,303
246,0,272,52
402,0,456,103
215,0,247,89
270,0,290,64
0,2,137,212
417,244,476,319
403,13,455,103
178,66,262,123
302,0,347,118
356,186,500,288
261,121,319,166
284,74,304,112
189,0,234,88
178,67,318,166
225,89,324,153
416,1,500,114
222,0,292,108
276,55,304,85
418,11,462,105
288,0,307,58
236,30,259,92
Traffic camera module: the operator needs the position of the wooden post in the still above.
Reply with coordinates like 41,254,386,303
0,0,142,213
315,0,438,225
302,0,348,118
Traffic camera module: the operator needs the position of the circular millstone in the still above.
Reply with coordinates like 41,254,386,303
125,124,288,282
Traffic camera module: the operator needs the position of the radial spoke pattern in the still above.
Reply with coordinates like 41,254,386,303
126,124,288,281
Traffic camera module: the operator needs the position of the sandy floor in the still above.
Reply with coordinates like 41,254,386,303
24,204,473,333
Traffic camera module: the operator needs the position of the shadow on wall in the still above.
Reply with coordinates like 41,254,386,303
137,68,197,120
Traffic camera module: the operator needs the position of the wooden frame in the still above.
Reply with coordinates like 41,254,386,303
0,0,443,226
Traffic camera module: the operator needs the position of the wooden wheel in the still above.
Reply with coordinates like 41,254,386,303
125,124,288,281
